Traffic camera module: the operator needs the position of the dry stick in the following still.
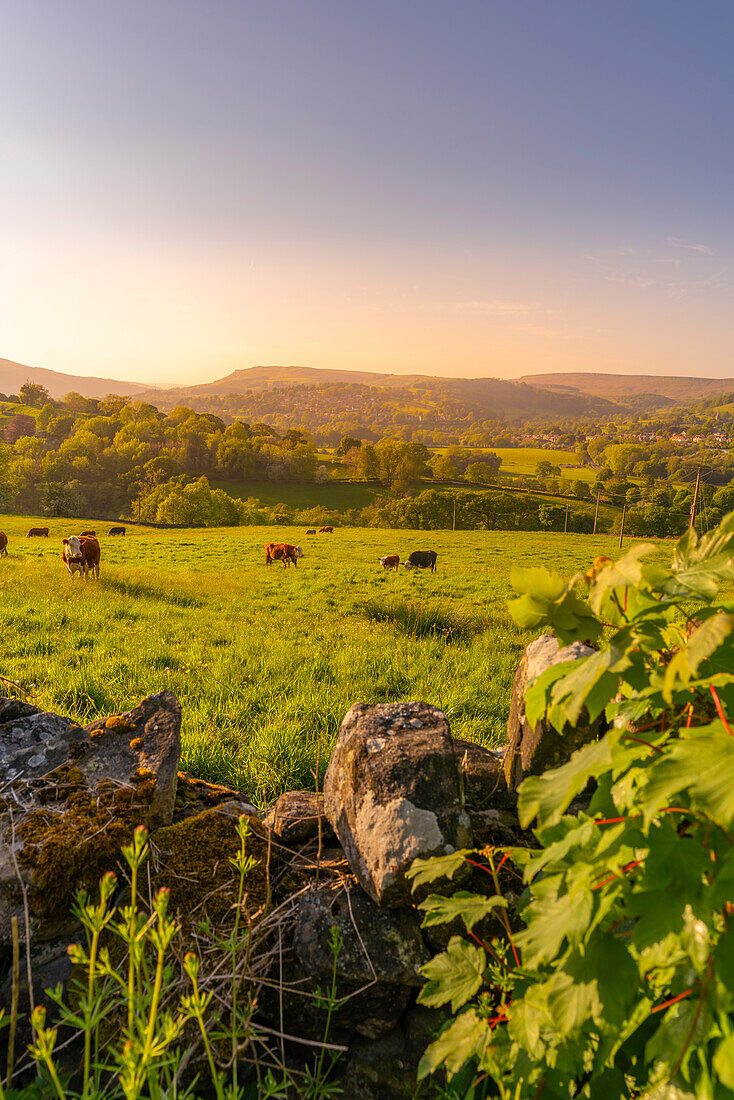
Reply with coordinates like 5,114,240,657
344,884,377,982
312,750,323,887
8,811,35,1026
278,924,286,1070
6,917,19,1088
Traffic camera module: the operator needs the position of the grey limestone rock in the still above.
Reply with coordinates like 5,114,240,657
323,701,473,907
503,633,599,796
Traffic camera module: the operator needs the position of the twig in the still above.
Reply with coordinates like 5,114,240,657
8,810,35,1026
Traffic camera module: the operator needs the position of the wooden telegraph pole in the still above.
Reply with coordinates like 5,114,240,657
618,502,627,549
453,495,456,532
689,466,702,530
564,503,569,533
593,492,600,535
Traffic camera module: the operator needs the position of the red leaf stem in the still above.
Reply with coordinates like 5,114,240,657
709,685,733,735
651,987,695,1014
621,734,664,754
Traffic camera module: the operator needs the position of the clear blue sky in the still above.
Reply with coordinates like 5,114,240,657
2,0,733,383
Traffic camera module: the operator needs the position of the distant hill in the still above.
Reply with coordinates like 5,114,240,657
143,365,619,415
0,358,149,400
518,372,734,404
179,364,428,394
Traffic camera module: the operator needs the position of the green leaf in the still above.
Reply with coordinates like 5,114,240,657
417,1009,492,1081
643,726,734,829
713,1035,734,1090
406,850,470,890
714,924,734,993
662,613,734,703
509,565,601,645
546,645,631,729
517,735,616,829
588,542,657,616
516,886,593,968
670,514,734,597
418,937,486,1013
418,891,508,930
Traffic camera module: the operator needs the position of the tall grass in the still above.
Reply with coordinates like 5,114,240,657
360,596,485,641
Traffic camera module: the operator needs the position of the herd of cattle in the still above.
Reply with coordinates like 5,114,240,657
0,524,438,577
264,541,438,572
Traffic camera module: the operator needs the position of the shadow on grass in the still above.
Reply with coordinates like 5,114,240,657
359,597,487,642
104,576,203,608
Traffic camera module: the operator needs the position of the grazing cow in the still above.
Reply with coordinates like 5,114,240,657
379,554,400,572
108,526,126,536
318,525,334,533
0,531,7,556
306,529,316,535
81,536,101,580
62,535,101,580
80,529,96,537
62,536,86,579
265,543,304,568
27,527,49,537
404,550,438,573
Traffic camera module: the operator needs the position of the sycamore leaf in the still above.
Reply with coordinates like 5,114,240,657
418,891,508,930
669,514,734,597
545,645,631,729
588,542,657,617
662,613,734,703
417,1008,492,1081
524,661,577,729
713,1035,734,1090
516,887,594,968
714,923,734,993
406,850,470,890
509,565,601,645
417,937,486,1013
517,735,616,829
643,726,734,829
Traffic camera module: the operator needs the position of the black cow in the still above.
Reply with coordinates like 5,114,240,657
404,550,438,573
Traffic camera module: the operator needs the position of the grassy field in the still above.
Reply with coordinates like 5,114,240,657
0,515,624,806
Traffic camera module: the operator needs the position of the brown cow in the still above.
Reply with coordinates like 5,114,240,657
62,535,101,580
81,536,101,580
265,543,304,568
27,527,49,537
306,529,316,535
80,529,96,537
108,526,126,536
379,554,400,572
318,525,334,533
0,531,7,556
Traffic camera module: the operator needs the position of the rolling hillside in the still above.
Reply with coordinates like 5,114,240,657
0,358,150,400
518,372,733,404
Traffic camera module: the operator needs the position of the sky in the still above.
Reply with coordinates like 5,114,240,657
2,0,734,385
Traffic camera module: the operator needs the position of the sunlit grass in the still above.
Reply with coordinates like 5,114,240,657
0,513,622,801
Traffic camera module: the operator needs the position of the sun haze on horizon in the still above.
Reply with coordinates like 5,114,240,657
2,0,734,387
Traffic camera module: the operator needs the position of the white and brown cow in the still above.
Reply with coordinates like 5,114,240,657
62,535,101,580
379,554,400,571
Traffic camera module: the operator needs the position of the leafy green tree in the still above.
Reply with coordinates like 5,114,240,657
337,435,362,455
356,443,381,480
19,382,51,407
432,454,459,480
464,461,497,485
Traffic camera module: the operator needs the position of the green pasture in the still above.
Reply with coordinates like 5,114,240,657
0,516,624,804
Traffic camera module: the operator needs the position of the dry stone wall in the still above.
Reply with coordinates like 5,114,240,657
0,631,599,1098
